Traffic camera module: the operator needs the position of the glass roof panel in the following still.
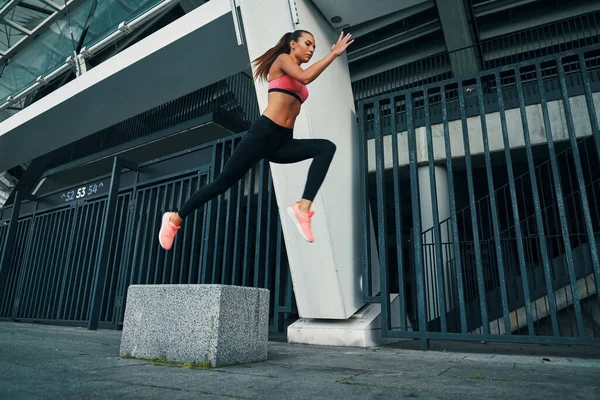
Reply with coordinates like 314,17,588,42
0,25,26,52
83,0,165,48
0,0,96,100
0,0,170,118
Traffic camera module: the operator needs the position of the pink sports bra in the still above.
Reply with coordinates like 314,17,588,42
268,75,309,103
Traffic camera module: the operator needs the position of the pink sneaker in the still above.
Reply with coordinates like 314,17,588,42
158,212,180,250
287,203,315,242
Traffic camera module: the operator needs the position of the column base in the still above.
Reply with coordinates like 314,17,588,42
287,294,412,348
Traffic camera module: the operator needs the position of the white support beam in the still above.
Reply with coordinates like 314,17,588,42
38,0,63,11
0,0,23,20
2,18,32,36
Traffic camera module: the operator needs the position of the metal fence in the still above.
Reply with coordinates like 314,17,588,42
0,133,293,331
358,45,600,348
415,135,600,333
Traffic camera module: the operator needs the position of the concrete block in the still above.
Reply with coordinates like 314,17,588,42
119,284,269,367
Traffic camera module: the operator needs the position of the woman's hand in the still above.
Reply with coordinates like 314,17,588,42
330,31,354,57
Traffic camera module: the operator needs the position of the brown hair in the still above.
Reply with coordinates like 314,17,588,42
251,30,313,81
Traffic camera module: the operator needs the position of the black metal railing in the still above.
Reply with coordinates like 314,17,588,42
0,133,294,332
417,134,600,293
359,48,600,140
358,45,600,348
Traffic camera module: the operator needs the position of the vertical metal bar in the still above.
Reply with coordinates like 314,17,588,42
88,158,122,330
0,191,23,305
535,63,570,336
146,187,161,284
459,81,489,334
35,211,61,319
75,202,102,321
188,177,201,283
44,208,70,320
0,219,22,317
254,161,266,288
374,100,391,334
179,180,193,284
514,67,550,335
231,152,245,285
358,101,375,301
222,142,237,285
263,173,274,289
36,210,67,319
115,190,138,326
105,195,129,323
273,218,284,332
168,183,184,284
24,213,52,319
492,72,524,335
576,53,600,298
131,190,147,285
406,92,428,349
100,196,121,324
201,145,219,284
63,205,88,320
155,185,170,284
212,144,228,284
166,184,182,284
556,58,591,336
389,95,407,329
424,88,448,333
48,209,71,319
12,214,37,320
55,205,79,320
441,86,467,333
10,220,29,311
242,165,255,286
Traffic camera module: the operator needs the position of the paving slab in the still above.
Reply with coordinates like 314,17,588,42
1,322,599,400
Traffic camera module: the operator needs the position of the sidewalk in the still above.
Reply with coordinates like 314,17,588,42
1,321,599,399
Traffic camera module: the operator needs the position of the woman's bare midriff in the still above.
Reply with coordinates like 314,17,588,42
262,92,302,128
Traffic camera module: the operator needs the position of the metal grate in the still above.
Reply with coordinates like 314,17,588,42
358,45,600,347
0,132,294,331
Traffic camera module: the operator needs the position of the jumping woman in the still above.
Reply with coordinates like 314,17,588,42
158,29,354,250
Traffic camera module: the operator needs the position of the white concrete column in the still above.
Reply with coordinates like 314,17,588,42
418,165,453,320
239,0,375,319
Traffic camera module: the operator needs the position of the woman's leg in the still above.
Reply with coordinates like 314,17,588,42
267,138,337,208
176,143,261,220
267,138,336,242
159,118,274,250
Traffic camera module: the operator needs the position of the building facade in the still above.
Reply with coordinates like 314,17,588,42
0,0,599,348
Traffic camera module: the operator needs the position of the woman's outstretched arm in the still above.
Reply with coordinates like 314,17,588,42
275,32,354,84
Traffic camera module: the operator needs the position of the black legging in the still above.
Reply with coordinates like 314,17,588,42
177,115,336,218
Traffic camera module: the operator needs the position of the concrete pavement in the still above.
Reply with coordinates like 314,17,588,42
1,321,599,399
